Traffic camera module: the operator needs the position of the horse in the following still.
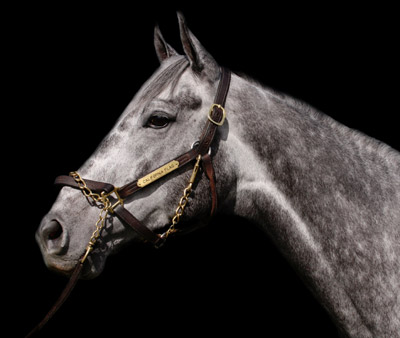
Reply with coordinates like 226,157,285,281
35,13,400,337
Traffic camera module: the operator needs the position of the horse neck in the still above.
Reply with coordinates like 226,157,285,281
224,74,400,336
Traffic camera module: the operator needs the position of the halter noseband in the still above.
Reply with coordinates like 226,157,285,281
25,68,231,337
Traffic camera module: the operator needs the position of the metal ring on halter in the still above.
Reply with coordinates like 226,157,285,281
191,140,212,155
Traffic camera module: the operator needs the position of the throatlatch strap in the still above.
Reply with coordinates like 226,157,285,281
201,153,218,217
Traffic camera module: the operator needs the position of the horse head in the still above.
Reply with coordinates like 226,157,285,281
35,13,236,279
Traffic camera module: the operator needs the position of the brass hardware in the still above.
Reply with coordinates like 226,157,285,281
102,188,124,213
69,171,123,264
80,245,93,264
137,160,180,188
161,155,202,239
207,103,226,126
189,159,200,184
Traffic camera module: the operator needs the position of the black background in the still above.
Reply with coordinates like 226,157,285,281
5,2,398,337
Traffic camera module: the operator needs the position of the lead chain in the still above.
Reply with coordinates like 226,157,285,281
69,171,112,264
161,155,202,239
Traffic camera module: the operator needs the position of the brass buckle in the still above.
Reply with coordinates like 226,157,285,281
207,104,226,126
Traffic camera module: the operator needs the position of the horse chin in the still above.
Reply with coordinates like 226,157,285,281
42,252,106,280
80,256,106,280
44,256,80,277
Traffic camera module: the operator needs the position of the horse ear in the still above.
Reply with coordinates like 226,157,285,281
154,25,179,63
177,12,218,76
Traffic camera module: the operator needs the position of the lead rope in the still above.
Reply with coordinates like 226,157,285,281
24,254,84,338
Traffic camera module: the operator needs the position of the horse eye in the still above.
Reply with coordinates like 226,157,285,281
147,115,170,129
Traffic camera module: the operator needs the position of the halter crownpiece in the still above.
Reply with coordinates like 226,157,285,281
26,67,231,337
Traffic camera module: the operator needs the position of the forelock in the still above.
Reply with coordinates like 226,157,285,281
138,56,189,105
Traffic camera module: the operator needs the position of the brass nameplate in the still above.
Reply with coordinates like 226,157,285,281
137,160,180,188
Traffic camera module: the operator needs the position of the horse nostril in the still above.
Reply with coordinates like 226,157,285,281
37,218,69,255
48,220,63,240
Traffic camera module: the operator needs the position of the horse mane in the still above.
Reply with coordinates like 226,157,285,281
237,71,400,162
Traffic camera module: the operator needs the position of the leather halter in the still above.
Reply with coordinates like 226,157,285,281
26,67,231,337
55,67,230,246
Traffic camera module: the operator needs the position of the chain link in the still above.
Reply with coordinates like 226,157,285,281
69,171,113,264
161,155,202,239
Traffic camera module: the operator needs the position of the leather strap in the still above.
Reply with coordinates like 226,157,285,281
201,153,218,218
118,148,199,199
109,196,164,246
54,175,114,195
197,68,231,156
25,260,84,338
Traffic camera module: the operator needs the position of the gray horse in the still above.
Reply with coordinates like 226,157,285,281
36,13,400,337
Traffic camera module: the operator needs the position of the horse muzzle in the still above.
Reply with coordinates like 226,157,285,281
35,217,77,275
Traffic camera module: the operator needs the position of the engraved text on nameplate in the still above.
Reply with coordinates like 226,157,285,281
137,160,180,188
